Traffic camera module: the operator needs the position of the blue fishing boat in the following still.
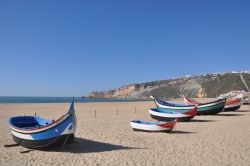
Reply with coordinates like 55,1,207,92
149,106,197,122
8,99,77,149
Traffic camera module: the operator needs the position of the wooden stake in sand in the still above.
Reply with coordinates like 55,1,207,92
248,94,250,111
95,110,97,118
116,108,118,116
134,107,137,114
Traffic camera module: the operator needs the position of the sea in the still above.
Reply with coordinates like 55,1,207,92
0,96,149,103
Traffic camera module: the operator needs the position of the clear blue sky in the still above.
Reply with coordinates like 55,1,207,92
0,0,249,97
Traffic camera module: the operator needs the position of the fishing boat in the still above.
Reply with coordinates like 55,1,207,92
224,98,242,111
130,119,177,132
8,99,77,149
149,106,197,122
184,97,241,112
151,96,225,115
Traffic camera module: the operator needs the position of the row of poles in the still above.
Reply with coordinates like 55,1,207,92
93,107,144,118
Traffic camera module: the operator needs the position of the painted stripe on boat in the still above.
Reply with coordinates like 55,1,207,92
225,102,242,108
11,130,34,140
226,99,241,105
149,110,190,118
156,100,224,110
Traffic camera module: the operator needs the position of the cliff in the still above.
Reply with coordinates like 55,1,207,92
88,72,250,99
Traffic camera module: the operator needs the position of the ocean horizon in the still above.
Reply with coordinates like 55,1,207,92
0,96,149,103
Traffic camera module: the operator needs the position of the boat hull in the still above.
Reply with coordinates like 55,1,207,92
8,99,77,149
156,103,224,115
184,97,240,113
149,114,194,122
12,134,74,149
130,121,176,132
224,105,241,112
196,105,224,115
132,128,173,132
148,107,197,122
224,99,242,112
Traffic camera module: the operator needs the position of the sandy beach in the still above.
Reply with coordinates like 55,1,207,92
1,100,250,166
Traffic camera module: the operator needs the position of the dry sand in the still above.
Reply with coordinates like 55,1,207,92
0,100,250,166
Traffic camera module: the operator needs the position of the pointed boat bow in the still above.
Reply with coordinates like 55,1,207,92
158,120,177,128
182,106,197,116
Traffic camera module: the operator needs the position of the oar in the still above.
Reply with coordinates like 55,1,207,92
4,143,19,148
20,149,35,154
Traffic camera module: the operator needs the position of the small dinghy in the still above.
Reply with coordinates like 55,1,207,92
8,99,77,149
184,97,242,112
149,106,197,122
130,119,177,132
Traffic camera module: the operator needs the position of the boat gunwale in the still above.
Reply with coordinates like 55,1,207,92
184,96,239,105
9,114,72,134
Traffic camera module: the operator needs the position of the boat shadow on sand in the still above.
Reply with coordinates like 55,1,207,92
45,137,140,153
190,119,218,123
170,130,197,134
213,113,244,116
235,110,249,113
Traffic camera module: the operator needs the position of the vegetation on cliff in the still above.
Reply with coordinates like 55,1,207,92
89,72,250,99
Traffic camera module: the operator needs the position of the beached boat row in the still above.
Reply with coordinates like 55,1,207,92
130,95,242,132
152,96,226,115
7,95,243,149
